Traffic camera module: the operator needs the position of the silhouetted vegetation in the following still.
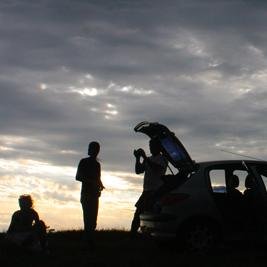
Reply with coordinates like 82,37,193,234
1,230,267,267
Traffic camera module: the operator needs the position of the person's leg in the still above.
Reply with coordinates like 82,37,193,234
81,200,90,241
34,220,48,250
130,207,141,234
130,193,146,235
90,197,99,231
6,232,31,246
81,197,99,248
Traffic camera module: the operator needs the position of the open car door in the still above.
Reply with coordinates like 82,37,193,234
134,121,196,172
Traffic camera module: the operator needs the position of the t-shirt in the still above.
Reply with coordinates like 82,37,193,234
8,208,39,233
143,154,167,192
76,157,101,197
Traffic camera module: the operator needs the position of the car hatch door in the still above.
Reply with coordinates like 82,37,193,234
134,121,195,171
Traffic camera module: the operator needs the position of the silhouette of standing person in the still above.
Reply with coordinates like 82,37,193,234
76,141,104,249
130,139,167,236
7,195,48,252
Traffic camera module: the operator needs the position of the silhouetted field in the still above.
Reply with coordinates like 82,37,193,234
1,230,267,267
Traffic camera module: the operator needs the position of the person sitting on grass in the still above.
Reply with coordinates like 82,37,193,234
6,194,48,252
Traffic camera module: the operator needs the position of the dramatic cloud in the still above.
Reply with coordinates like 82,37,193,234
1,0,267,230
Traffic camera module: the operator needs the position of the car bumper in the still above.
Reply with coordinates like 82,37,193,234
140,212,177,239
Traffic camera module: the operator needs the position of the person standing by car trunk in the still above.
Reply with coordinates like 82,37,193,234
130,139,167,236
76,141,105,249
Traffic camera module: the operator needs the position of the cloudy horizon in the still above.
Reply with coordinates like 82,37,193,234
1,0,267,231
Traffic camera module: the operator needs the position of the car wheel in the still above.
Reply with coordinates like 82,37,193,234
181,221,218,253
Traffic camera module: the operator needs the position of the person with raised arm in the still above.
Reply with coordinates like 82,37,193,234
130,139,167,236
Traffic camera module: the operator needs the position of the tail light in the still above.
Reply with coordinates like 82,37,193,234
159,193,190,206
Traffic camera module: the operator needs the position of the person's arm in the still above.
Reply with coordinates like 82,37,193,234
76,160,83,182
99,180,105,190
97,163,105,191
33,209,40,224
7,213,16,233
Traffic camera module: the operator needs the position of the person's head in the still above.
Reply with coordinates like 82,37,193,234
228,174,239,189
149,139,161,156
88,141,100,158
18,195,33,210
245,174,255,189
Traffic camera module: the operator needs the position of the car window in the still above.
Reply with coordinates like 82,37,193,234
209,169,226,193
256,166,267,192
233,170,248,193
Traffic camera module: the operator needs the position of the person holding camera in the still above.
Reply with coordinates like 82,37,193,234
130,139,167,236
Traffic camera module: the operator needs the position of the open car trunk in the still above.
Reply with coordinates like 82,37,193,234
134,121,197,198
134,121,196,172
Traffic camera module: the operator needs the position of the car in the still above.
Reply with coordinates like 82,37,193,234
134,121,267,253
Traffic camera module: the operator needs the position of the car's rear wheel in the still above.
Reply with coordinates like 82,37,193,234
180,221,219,253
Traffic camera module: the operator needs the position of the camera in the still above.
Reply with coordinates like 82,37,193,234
133,148,145,158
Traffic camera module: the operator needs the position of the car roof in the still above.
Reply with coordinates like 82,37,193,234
197,160,267,167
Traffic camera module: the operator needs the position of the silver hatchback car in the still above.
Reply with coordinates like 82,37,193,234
135,122,267,253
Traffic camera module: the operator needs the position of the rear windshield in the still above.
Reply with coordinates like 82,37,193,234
160,137,187,162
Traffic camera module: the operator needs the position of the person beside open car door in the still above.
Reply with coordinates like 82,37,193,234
130,139,167,236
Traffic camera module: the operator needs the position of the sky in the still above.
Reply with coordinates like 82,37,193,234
1,0,267,231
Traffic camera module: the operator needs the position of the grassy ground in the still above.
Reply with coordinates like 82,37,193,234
1,230,267,267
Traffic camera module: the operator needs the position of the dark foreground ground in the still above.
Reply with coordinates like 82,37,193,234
1,230,267,267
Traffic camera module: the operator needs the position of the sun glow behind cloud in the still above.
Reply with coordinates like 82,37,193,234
72,87,99,97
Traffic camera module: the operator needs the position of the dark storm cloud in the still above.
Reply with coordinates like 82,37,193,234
1,0,267,176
